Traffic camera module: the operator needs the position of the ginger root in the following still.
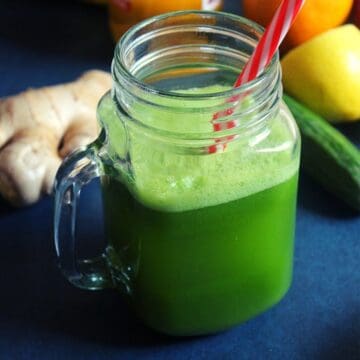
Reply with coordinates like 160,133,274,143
0,70,111,206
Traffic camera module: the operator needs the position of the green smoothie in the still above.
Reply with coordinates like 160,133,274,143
99,86,299,335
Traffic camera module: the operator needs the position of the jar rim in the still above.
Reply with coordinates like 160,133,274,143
113,10,279,101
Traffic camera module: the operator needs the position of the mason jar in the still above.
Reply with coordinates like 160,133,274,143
54,11,300,336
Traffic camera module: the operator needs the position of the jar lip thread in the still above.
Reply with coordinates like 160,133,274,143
113,10,279,101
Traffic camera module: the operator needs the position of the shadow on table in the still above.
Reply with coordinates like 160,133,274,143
297,171,359,219
315,312,360,360
0,194,196,350
0,196,17,216
48,290,207,348
334,122,360,148
3,275,204,349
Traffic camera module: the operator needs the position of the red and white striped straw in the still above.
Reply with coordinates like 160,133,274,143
209,0,305,154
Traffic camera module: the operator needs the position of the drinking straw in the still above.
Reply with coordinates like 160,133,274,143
209,0,305,154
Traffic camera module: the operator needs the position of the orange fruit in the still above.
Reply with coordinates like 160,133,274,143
109,0,223,41
243,0,353,51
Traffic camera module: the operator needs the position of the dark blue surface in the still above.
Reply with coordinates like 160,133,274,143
0,1,359,359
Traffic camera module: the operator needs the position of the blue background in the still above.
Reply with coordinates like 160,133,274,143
0,1,359,359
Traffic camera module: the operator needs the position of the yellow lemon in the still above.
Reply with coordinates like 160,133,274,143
281,25,360,122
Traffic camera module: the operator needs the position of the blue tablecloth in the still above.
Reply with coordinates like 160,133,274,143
0,1,359,359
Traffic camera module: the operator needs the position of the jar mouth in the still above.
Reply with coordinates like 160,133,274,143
109,10,282,147
113,10,279,101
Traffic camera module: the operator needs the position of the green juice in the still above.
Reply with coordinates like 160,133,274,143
103,174,297,335
99,86,299,335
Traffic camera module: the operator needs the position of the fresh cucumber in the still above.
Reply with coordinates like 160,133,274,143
283,94,360,211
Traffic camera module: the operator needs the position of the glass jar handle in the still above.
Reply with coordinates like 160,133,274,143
54,143,112,290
